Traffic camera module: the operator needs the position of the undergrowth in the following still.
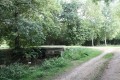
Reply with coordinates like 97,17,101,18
0,48,101,80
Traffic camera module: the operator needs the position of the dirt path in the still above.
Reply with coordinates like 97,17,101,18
101,49,120,80
54,48,115,80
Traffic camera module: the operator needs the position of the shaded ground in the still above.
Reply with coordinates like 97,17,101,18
53,47,117,80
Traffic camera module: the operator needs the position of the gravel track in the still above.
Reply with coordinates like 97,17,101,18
101,49,120,80
54,48,115,80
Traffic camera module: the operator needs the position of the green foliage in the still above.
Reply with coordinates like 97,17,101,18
81,0,106,45
0,49,12,65
42,57,69,70
1,0,120,46
1,48,101,80
93,0,112,4
24,49,39,60
0,0,44,47
0,51,5,64
0,0,61,47
0,63,29,80
63,48,88,60
59,0,89,45
63,48,101,60
22,48,101,80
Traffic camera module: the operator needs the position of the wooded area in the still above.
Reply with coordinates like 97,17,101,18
1,0,120,80
1,0,120,48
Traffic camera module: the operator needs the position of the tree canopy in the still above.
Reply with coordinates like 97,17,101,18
1,0,120,47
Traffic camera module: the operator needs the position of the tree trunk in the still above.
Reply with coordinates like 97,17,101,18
15,34,20,49
92,35,94,46
104,35,107,46
14,3,21,49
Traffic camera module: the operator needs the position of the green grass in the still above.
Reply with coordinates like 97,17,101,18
103,53,114,59
21,48,101,80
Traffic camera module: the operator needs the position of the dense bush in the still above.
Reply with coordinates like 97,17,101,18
0,48,42,64
0,63,29,80
63,48,90,60
0,51,5,64
42,57,69,70
0,48,101,80
0,49,12,65
41,48,100,70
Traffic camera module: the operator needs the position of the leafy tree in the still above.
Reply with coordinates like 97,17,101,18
41,0,62,45
100,2,117,45
0,0,61,48
93,0,113,4
82,0,103,46
59,0,89,45
110,2,120,43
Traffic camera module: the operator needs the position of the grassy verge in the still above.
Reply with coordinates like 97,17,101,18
103,53,113,59
0,48,102,80
21,48,101,80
